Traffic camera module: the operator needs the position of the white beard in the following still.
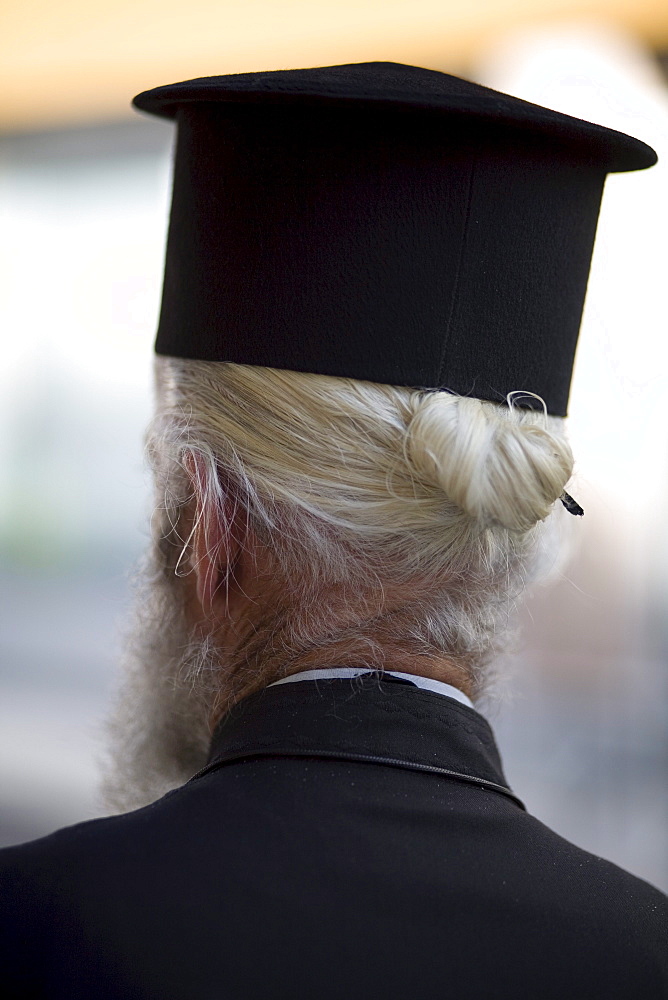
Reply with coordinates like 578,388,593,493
97,499,569,815
98,546,219,815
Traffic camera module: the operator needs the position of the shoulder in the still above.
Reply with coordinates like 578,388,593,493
507,808,668,981
0,775,666,998
0,789,180,881
509,803,668,908
0,791,184,926
0,805,173,1000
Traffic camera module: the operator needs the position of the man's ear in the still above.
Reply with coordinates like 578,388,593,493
183,452,241,615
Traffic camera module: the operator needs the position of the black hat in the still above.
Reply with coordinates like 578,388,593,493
133,61,657,416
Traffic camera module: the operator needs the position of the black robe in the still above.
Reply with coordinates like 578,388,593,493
1,672,666,998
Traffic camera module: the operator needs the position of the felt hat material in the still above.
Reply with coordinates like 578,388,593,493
133,62,657,416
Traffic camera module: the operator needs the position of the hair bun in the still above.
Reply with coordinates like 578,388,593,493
405,395,574,533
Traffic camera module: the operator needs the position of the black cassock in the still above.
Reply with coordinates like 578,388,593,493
1,672,666,999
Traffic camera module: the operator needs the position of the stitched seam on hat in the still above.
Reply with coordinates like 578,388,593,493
436,158,476,387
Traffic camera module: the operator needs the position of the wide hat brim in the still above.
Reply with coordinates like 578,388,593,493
133,60,657,174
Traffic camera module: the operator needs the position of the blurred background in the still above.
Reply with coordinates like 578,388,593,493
1,1,667,890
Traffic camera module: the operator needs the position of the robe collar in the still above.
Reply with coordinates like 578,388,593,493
194,670,524,810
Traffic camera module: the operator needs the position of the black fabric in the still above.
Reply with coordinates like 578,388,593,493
132,62,657,416
132,61,656,173
200,671,526,808
1,674,666,999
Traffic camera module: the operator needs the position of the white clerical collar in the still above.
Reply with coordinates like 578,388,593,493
268,666,474,709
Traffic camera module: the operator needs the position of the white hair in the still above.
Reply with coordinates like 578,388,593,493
101,356,575,812
150,358,573,692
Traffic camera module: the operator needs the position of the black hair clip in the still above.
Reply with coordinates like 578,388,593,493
560,491,584,517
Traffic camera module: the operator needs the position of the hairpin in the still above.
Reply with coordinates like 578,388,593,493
560,491,584,516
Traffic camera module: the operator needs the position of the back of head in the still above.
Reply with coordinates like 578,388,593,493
149,357,573,693
102,61,655,813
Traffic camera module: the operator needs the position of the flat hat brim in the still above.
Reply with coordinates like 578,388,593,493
132,61,657,173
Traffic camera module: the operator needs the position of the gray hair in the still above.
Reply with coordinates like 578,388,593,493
146,356,573,706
